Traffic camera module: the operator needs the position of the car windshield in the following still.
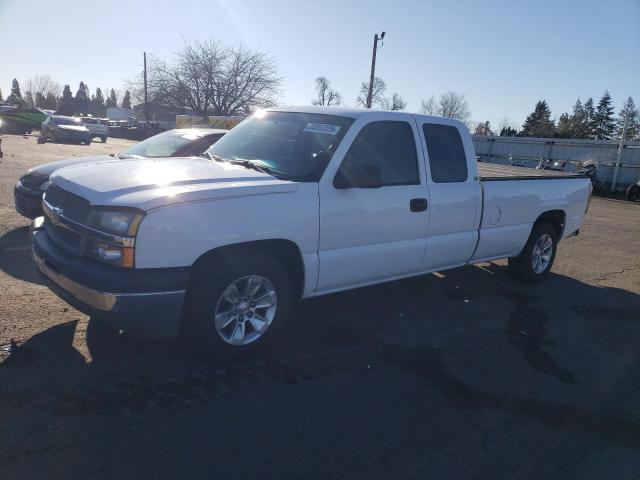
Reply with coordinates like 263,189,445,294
55,117,82,125
121,130,205,158
205,111,354,181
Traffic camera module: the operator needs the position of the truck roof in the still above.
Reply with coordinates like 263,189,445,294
268,105,467,129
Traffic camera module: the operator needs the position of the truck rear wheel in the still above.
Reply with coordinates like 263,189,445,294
182,250,292,356
508,222,558,283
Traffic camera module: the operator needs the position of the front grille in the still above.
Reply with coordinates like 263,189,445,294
45,185,92,225
43,185,92,256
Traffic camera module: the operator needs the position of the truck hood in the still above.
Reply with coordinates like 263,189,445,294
50,157,298,211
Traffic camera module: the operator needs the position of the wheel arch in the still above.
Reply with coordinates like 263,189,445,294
533,209,566,239
189,239,306,300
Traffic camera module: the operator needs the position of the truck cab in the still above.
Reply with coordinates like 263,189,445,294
31,107,591,354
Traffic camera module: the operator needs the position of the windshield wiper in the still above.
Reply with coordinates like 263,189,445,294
199,151,223,161
228,158,294,181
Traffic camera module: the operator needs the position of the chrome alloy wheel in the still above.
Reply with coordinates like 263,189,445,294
214,275,277,346
531,234,553,274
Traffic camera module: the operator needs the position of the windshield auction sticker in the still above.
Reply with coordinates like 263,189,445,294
303,123,342,135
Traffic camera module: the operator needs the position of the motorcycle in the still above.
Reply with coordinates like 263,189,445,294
536,158,568,171
576,161,598,188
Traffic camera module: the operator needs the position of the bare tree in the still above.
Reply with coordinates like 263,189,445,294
380,92,407,111
129,39,282,119
474,121,493,136
312,76,342,106
24,75,61,107
420,91,470,122
356,77,386,108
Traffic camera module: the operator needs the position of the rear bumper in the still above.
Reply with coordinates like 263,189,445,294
14,182,44,219
31,221,188,338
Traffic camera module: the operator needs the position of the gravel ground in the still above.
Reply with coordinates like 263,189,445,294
0,134,639,480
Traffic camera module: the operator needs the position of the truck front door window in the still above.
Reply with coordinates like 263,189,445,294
339,121,419,186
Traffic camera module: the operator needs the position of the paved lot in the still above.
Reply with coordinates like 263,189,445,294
0,134,639,479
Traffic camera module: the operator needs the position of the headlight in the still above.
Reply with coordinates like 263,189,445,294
86,239,135,268
90,209,144,236
84,208,144,268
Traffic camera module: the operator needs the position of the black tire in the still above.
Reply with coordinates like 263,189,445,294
627,184,640,202
508,222,558,283
182,250,292,357
101,136,107,143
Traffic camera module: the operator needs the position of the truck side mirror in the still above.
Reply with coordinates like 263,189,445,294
334,163,383,189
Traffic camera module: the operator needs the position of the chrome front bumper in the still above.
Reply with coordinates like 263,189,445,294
32,223,187,338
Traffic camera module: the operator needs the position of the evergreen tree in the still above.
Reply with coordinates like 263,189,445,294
57,84,76,115
499,126,518,136
35,92,46,107
6,78,26,106
74,81,90,115
615,96,639,140
556,113,572,138
105,88,118,108
24,90,35,108
582,97,597,138
594,91,615,139
90,87,106,117
121,90,132,109
569,99,588,138
43,92,58,110
520,100,555,138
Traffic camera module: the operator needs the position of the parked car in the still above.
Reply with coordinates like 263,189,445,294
0,106,49,134
15,128,227,218
39,115,92,145
30,107,592,355
80,116,110,143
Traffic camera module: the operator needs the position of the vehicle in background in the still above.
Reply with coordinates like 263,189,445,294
627,180,640,202
125,121,164,140
39,115,92,145
80,117,109,143
15,128,228,218
30,107,592,355
0,106,49,134
108,120,130,138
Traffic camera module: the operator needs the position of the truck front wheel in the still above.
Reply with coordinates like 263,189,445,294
183,251,292,356
508,222,558,283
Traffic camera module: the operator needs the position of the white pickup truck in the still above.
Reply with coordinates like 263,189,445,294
31,107,592,354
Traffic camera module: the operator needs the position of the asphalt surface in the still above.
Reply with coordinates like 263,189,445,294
1,134,639,479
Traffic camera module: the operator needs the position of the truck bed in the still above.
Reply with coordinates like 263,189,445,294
478,163,587,181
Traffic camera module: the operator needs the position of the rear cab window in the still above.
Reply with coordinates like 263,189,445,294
422,123,468,183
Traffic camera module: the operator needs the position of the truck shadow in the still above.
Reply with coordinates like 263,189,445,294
2,264,640,449
0,226,45,285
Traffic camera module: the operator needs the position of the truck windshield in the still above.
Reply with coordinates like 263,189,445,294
206,111,354,181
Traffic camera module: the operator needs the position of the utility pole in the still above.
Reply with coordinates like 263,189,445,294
143,51,149,122
366,31,385,108
611,113,628,192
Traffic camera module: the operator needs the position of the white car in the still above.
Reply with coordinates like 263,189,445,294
31,107,592,355
80,117,109,143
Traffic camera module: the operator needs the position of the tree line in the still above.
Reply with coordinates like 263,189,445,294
3,35,637,141
491,93,639,140
0,76,132,117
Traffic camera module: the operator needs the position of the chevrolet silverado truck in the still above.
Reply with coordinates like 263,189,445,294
31,107,592,354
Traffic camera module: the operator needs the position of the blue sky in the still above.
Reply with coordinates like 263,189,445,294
1,0,638,128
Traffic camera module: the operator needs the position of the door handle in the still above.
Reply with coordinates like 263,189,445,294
410,198,428,212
